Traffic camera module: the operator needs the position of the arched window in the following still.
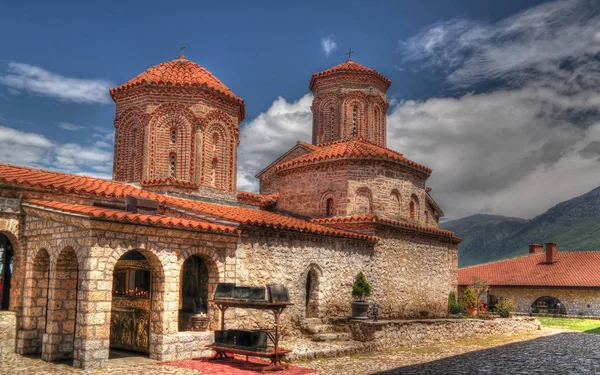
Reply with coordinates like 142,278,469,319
390,190,401,217
532,296,566,314
425,211,429,225
170,128,177,144
352,105,358,135
374,107,381,144
211,157,218,187
410,194,419,221
169,153,176,177
325,198,334,217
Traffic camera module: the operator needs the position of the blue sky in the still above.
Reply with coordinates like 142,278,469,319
1,0,599,219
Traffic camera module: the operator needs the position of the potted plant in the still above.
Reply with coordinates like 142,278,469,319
351,272,372,319
463,286,478,316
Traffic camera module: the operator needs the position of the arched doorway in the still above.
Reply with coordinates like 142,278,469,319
532,296,566,314
0,233,14,310
43,247,78,362
179,256,209,331
20,248,50,355
305,267,320,318
110,251,151,354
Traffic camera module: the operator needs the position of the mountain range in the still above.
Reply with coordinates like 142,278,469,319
440,186,600,267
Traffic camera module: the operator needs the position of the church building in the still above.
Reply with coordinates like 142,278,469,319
0,50,460,369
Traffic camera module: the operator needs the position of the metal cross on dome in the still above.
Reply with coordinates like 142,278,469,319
179,42,187,56
346,48,355,60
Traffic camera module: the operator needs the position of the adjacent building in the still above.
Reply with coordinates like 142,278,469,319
459,243,600,315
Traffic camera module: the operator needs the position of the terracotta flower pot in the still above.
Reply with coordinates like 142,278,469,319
351,301,369,319
466,307,478,317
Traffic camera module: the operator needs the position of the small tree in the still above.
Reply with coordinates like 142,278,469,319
352,272,372,301
448,291,463,314
496,297,515,318
472,276,489,302
462,287,478,309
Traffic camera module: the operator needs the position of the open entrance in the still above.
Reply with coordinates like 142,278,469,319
0,234,14,310
110,251,151,355
179,255,209,331
532,296,566,314
305,267,319,318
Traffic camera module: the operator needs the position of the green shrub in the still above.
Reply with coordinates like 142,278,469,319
352,272,372,301
462,287,478,309
478,312,495,320
448,292,463,314
448,291,457,305
496,297,515,318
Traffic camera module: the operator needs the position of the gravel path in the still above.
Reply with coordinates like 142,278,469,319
2,328,600,374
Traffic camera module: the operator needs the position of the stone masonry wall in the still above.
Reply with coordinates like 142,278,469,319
0,311,16,354
487,287,600,316
277,159,434,226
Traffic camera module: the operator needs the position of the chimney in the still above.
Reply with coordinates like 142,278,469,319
545,242,558,263
528,244,544,254
126,195,159,215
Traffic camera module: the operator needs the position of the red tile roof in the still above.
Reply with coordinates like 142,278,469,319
309,59,391,90
0,164,373,242
141,177,199,189
276,138,432,175
310,214,460,242
458,251,600,287
23,199,238,234
236,191,278,208
110,56,244,103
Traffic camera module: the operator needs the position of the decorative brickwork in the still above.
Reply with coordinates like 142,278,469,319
111,55,244,195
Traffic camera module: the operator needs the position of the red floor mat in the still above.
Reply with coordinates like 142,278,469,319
159,355,318,375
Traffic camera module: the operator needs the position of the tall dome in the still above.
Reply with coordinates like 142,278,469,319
309,58,391,146
110,53,244,199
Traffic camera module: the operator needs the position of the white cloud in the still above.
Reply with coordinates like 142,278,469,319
321,35,338,57
57,121,85,131
236,94,313,192
399,0,600,90
0,125,113,176
0,62,113,104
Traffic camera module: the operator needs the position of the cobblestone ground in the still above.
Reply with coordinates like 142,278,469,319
2,329,600,374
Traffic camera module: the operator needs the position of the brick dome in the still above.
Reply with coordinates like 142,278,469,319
309,58,391,90
110,55,242,102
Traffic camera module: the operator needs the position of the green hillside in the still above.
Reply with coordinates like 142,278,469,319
441,186,600,266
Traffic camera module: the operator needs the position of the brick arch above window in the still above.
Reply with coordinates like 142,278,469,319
410,194,420,221
114,108,145,182
354,187,373,215
320,191,336,217
390,189,402,217
202,120,233,191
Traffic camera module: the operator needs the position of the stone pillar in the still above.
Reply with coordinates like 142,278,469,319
72,249,112,370
0,311,16,354
42,248,78,362
16,249,49,355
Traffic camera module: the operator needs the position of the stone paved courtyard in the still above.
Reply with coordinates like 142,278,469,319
2,328,600,374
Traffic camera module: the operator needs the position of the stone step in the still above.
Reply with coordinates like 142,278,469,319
303,324,336,334
310,332,351,342
303,318,323,325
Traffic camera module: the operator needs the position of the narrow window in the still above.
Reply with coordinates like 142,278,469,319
171,129,177,144
352,105,357,135
410,201,415,220
326,198,334,217
211,157,218,187
169,154,176,177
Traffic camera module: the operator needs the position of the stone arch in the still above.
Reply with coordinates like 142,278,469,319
114,107,145,182
148,104,197,181
410,194,420,221
354,187,373,215
320,191,336,217
316,95,340,144
18,247,50,355
531,296,566,314
43,246,78,362
0,218,24,314
389,189,402,217
104,246,170,359
302,264,323,319
178,248,222,330
202,111,234,191
343,93,367,138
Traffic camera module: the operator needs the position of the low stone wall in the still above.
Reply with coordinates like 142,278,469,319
156,331,214,362
287,317,538,361
0,311,16,354
350,317,539,345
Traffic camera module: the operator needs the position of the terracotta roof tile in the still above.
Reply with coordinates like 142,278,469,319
0,163,373,241
310,59,391,90
458,251,600,287
110,56,244,104
276,138,432,175
236,191,279,208
24,199,238,234
310,214,460,242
